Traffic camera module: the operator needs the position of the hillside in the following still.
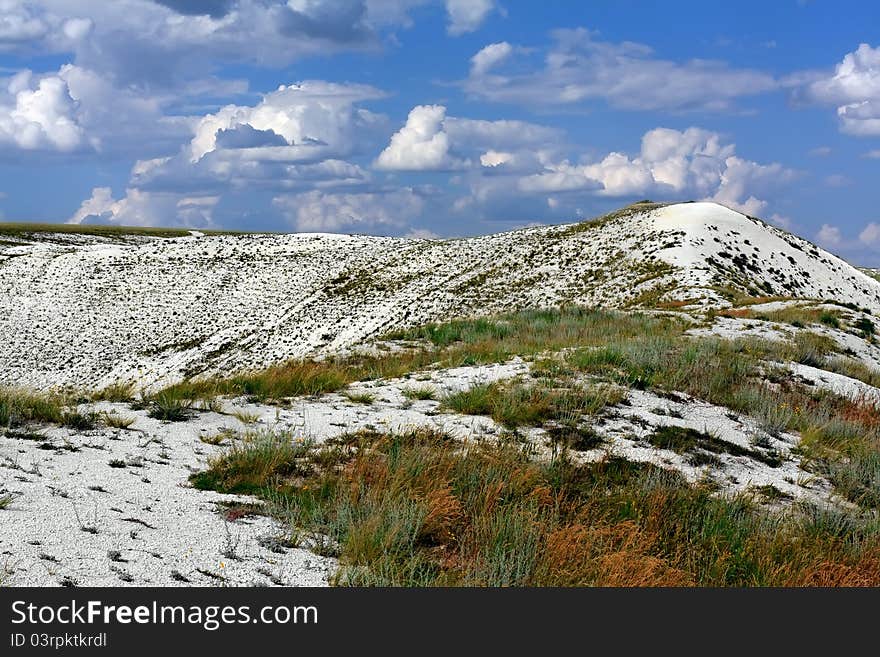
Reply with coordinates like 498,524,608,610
2,201,879,391
2,202,880,586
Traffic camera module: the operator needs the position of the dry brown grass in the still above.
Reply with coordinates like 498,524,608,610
536,521,693,587
193,429,880,587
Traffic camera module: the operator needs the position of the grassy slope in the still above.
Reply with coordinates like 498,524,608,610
195,429,880,586
179,307,880,586
0,222,251,240
7,305,880,585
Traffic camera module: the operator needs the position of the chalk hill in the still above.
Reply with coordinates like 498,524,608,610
2,201,878,390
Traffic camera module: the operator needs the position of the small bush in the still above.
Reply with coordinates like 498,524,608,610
0,388,64,427
788,332,837,367
231,409,260,424
855,317,876,337
401,385,437,401
61,410,99,431
147,391,194,422
103,412,136,430
91,382,135,403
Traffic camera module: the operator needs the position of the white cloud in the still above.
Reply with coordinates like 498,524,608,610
517,126,795,216
0,62,200,156
122,80,383,198
444,116,561,150
859,222,880,247
375,104,562,172
404,227,440,239
800,43,880,136
816,223,843,248
0,0,49,44
824,174,852,187
445,0,495,36
0,0,439,93
464,28,777,112
711,156,798,215
190,80,385,162
769,213,793,229
480,150,512,167
470,41,512,75
67,186,218,227
809,146,832,157
863,149,880,159
66,186,114,224
375,105,466,171
274,188,424,231
0,69,82,150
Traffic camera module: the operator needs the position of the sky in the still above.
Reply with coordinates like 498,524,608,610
1,2,880,264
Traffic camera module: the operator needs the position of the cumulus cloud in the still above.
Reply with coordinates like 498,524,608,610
0,62,201,158
464,28,777,112
480,150,512,167
799,43,880,136
190,80,385,162
57,77,396,230
470,41,512,75
66,186,114,224
67,186,219,227
375,105,467,171
445,0,495,36
816,224,843,248
274,188,424,231
0,69,82,150
516,127,796,215
859,222,880,248
0,0,50,44
375,104,562,172
118,80,384,198
0,0,436,91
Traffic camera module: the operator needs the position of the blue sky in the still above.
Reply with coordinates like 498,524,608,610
1,1,880,263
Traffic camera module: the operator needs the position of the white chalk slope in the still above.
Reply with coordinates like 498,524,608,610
2,201,879,391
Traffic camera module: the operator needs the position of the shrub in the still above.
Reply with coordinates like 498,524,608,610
147,391,194,422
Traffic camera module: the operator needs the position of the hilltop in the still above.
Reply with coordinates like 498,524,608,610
2,201,878,391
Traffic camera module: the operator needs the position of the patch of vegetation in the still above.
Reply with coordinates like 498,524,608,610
146,391,194,422
60,410,99,431
343,391,375,405
823,451,880,509
385,317,515,347
750,485,794,503
192,429,880,586
230,409,260,424
102,412,136,430
0,389,64,427
0,222,245,240
442,381,625,429
90,382,135,403
556,201,666,237
545,425,605,452
190,430,315,496
647,426,781,467
401,385,437,401
157,308,686,403
854,317,876,338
